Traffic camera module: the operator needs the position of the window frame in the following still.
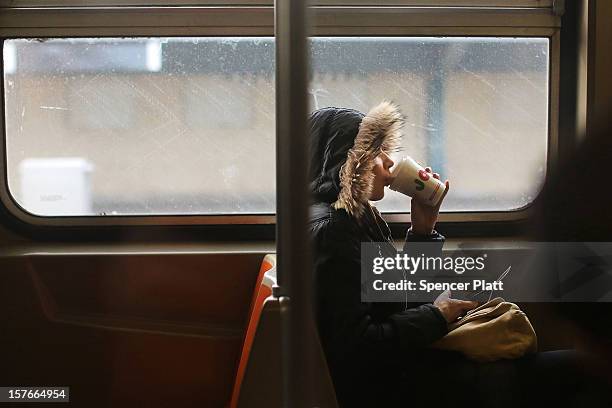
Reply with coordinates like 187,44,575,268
0,3,561,227
0,0,557,7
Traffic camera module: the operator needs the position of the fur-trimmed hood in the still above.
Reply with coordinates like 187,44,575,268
308,101,403,218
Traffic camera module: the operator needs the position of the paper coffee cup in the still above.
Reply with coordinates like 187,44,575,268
389,157,446,207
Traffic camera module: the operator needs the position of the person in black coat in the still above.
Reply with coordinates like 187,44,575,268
308,102,481,407
307,102,611,408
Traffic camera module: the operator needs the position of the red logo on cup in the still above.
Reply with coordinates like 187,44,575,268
418,169,430,181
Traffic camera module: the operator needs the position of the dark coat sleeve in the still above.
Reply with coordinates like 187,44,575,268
313,217,448,367
403,227,445,254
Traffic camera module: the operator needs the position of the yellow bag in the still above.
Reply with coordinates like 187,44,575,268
431,297,537,362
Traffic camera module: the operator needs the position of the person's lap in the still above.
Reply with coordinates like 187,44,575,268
348,350,609,408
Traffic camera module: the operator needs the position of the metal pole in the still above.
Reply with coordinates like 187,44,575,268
275,0,314,406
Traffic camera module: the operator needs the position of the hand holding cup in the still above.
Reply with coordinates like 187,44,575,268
388,157,449,235
389,157,447,207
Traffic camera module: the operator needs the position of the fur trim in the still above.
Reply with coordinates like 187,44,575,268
333,101,403,218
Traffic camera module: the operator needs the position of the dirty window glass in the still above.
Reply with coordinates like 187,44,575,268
3,37,548,216
309,37,549,213
4,38,276,216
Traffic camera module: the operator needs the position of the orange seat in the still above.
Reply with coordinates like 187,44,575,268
229,254,337,408
229,254,276,408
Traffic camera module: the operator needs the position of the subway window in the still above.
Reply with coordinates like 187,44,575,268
3,35,549,217
4,38,277,216
309,37,549,213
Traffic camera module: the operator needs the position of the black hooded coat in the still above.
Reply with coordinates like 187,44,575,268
306,103,612,408
307,104,451,406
